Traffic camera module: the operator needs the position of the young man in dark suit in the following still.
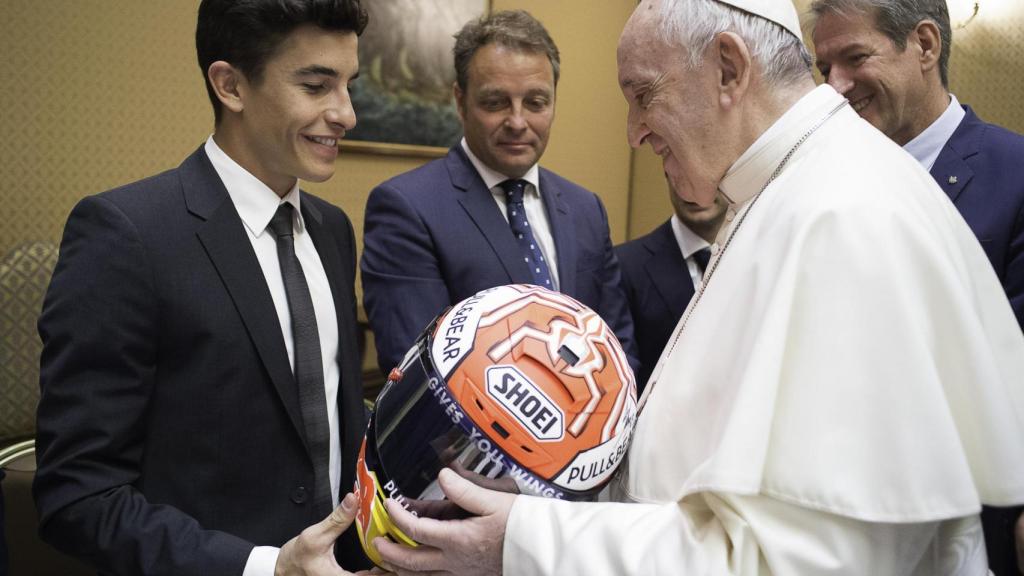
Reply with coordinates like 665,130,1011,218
361,10,637,375
616,181,727,394
811,1,1024,573
34,1,375,574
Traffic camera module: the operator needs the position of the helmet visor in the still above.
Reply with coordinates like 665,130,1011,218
371,340,524,518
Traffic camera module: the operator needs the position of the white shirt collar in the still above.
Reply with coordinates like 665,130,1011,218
719,84,846,209
903,94,965,171
204,135,304,237
670,215,711,260
460,138,541,194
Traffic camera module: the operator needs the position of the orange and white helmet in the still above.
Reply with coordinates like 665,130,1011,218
353,284,637,566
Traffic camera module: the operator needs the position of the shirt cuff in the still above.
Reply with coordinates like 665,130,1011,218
242,546,280,576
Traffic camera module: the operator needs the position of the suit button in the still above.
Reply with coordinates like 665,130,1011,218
291,486,308,504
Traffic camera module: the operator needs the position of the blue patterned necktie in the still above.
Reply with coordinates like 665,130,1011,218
500,179,553,289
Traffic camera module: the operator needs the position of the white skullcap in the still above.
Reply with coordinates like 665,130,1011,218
715,0,802,40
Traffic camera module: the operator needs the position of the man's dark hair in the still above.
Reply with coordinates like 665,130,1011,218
453,10,560,92
197,0,368,123
810,0,951,87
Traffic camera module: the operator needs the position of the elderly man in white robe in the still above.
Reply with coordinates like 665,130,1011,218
372,0,1024,574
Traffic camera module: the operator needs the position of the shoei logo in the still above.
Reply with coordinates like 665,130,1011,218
486,365,564,441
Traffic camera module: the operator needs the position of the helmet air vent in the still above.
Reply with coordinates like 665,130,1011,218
558,344,580,366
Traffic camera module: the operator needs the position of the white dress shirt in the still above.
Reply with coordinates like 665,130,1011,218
204,136,342,576
670,214,714,290
903,93,966,170
460,138,560,289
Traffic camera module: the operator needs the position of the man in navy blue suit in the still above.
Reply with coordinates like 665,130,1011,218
361,10,636,375
811,1,1024,573
616,180,727,394
34,1,375,574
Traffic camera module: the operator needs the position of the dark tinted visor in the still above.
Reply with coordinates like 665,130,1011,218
371,341,522,518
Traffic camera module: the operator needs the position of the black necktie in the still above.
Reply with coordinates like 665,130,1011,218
693,246,712,277
268,203,332,514
500,179,553,288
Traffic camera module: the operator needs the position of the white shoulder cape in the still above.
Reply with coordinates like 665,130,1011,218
626,87,1024,522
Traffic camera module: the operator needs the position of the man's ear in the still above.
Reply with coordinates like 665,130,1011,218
452,82,466,123
208,61,246,114
912,20,942,74
715,31,752,110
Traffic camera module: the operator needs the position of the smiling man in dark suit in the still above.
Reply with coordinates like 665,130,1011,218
33,1,375,575
361,10,636,376
811,0,1024,330
616,179,727,394
811,1,1024,573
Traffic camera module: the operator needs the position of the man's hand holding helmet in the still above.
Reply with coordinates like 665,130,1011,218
375,468,513,576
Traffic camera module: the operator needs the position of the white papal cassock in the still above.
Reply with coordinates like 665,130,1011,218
503,85,1024,575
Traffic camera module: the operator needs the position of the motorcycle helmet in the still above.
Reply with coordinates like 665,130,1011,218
353,284,637,566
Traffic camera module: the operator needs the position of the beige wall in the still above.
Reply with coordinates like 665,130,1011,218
1,2,208,257
945,0,1024,133
626,0,1024,241
0,1,634,288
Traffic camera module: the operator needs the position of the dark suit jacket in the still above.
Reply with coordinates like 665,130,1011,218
931,105,1024,329
615,220,694,395
934,106,1024,576
361,145,637,375
34,147,370,575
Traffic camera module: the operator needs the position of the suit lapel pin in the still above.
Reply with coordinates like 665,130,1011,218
948,175,958,185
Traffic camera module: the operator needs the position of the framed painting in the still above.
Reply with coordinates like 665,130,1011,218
341,0,491,157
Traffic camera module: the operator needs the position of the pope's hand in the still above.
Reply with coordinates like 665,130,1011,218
276,492,385,576
373,467,516,576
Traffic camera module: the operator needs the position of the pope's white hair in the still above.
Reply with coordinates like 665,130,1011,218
655,0,813,88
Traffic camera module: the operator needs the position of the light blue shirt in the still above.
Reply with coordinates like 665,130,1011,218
903,93,966,171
